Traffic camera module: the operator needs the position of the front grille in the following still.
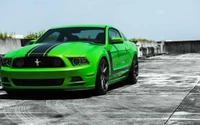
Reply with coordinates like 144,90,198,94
12,57,65,68
12,79,64,86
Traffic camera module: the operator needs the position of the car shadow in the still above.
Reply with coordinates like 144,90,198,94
0,90,93,100
0,81,131,100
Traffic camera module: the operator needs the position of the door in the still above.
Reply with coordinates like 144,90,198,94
108,28,130,70
106,44,120,73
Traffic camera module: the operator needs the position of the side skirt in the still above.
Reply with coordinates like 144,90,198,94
108,70,129,85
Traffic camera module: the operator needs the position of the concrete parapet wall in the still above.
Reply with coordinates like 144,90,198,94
136,41,165,58
164,40,200,54
0,39,22,54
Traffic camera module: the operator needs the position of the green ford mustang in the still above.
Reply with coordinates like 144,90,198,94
0,24,138,95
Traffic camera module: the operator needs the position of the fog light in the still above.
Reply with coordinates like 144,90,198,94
15,59,24,67
52,58,62,67
71,76,83,82
2,77,9,82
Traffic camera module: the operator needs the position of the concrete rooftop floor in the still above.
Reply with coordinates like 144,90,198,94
0,54,200,125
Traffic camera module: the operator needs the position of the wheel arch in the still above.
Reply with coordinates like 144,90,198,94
96,54,110,76
102,56,110,74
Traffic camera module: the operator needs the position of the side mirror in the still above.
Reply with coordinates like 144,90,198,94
29,39,37,45
111,37,123,44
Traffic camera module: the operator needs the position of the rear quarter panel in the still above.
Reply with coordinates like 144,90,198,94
125,40,138,65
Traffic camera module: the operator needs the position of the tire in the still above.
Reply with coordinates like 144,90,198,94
126,56,138,84
95,58,109,95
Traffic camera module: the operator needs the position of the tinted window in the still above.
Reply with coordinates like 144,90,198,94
109,29,121,39
122,33,128,41
37,27,105,44
42,32,60,42
73,30,103,39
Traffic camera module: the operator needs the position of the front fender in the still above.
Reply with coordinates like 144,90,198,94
85,47,111,76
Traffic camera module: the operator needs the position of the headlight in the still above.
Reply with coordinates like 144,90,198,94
68,57,89,66
2,58,12,67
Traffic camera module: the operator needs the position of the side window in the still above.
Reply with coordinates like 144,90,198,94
122,33,128,41
108,29,121,41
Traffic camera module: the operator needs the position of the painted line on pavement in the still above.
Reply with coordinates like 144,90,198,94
170,118,200,121
164,77,200,124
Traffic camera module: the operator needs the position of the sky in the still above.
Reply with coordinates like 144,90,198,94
0,0,200,41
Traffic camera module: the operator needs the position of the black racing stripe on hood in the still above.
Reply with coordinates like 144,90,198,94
44,42,63,56
30,43,55,53
28,42,61,57
25,44,42,57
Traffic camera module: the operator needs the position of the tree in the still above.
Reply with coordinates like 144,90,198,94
0,32,15,39
24,30,46,39
129,38,155,43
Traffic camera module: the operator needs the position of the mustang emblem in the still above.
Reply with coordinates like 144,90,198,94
35,59,41,66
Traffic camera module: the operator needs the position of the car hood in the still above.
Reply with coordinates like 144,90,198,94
5,42,102,58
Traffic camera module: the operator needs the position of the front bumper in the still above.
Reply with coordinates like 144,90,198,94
1,65,96,90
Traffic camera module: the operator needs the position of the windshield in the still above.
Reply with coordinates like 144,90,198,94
37,27,105,44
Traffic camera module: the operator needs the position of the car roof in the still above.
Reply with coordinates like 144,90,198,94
50,24,116,29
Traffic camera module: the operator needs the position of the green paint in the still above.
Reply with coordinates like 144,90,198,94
1,24,137,91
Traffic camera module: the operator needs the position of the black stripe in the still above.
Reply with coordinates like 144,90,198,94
44,42,62,56
25,45,41,57
107,50,114,74
28,53,43,57
28,42,61,57
106,50,130,75
112,44,120,57
30,44,54,53
113,66,130,74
